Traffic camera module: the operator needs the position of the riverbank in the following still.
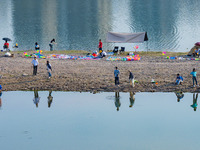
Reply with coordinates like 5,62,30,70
0,50,200,92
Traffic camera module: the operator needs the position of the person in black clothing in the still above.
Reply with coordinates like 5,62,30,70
49,39,56,51
129,70,134,87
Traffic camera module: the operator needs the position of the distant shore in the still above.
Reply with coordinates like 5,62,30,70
0,50,200,92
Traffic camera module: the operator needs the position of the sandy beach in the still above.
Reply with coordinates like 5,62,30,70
0,51,200,92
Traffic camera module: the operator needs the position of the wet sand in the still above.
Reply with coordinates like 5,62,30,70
0,51,200,92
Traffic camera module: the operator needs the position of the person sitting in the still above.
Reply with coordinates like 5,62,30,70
99,50,106,58
176,74,183,85
193,48,198,57
13,43,18,48
35,42,40,50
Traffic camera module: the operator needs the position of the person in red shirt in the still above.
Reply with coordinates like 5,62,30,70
4,41,9,49
98,39,102,51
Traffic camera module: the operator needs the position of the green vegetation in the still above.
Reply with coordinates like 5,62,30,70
11,50,188,57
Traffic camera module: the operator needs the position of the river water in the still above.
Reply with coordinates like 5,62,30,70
1,0,200,51
0,91,199,150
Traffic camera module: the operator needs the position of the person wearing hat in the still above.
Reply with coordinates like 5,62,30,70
31,57,39,75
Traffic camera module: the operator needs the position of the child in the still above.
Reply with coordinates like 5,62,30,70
176,74,183,85
190,68,198,87
46,61,52,78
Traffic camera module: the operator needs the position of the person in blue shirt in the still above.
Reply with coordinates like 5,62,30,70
176,74,183,85
114,67,120,86
190,68,198,87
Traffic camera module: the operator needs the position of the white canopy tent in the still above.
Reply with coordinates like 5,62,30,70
106,32,148,43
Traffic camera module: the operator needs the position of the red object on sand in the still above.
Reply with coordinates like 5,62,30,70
92,53,97,57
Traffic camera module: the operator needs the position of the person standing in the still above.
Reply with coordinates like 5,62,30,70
114,67,120,86
46,60,52,78
190,68,198,87
49,39,56,51
129,70,134,87
32,57,39,75
98,39,102,52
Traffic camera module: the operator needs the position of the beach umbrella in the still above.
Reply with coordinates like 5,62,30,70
2,38,11,41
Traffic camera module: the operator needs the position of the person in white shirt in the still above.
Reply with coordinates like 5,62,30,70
31,57,39,75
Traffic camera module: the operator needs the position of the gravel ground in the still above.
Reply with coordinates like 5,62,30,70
0,52,200,92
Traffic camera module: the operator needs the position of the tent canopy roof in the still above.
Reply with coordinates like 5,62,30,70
106,32,148,43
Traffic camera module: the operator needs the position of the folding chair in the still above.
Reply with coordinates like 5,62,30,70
113,46,119,54
120,47,125,53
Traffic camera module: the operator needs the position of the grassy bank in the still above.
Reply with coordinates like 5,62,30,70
9,50,188,57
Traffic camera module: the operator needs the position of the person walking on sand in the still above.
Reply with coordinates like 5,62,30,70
98,39,102,52
190,68,198,87
32,57,39,75
46,60,52,78
114,67,120,86
129,70,134,87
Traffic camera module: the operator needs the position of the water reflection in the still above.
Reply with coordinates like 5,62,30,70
129,92,135,108
2,0,200,51
47,90,53,108
0,92,2,108
191,93,198,111
175,91,184,102
115,92,120,111
33,89,40,108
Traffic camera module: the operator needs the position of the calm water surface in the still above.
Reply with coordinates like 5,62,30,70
1,0,200,51
0,91,200,150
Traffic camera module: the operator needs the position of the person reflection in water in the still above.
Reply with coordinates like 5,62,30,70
129,92,135,108
175,91,184,102
115,92,121,111
33,89,40,108
0,85,2,108
47,90,53,108
0,92,2,108
191,93,198,111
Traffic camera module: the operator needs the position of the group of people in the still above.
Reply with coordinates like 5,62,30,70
31,57,52,78
193,47,200,57
114,67,135,88
176,68,198,87
35,39,56,51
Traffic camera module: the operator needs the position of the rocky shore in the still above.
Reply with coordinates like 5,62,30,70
0,51,200,92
